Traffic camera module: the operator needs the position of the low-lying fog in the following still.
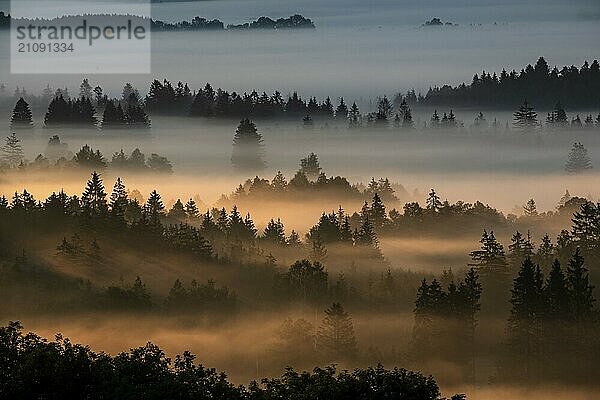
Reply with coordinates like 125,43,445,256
1,2,599,395
2,117,599,275
2,115,599,214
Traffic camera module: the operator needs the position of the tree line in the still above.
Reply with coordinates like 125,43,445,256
0,12,315,31
411,248,599,385
0,172,383,268
6,80,151,130
499,253,597,384
4,59,600,131
0,133,172,173
423,57,600,108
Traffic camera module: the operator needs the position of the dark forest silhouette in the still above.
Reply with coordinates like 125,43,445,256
0,320,453,400
2,58,599,131
0,12,315,32
423,57,600,108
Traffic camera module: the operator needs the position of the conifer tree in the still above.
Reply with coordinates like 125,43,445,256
81,171,108,217
307,97,319,116
299,153,321,181
375,96,393,126
78,96,97,126
184,199,200,220
523,198,538,217
320,96,334,118
348,102,361,128
231,118,265,171
566,249,595,322
310,235,328,264
335,97,348,120
129,148,146,169
470,230,508,275
10,98,33,129
271,171,288,191
44,95,69,126
570,201,599,251
544,259,569,318
513,100,538,133
398,99,413,129
509,231,535,268
461,268,482,384
445,110,457,128
111,149,128,170
317,302,358,360
370,193,387,229
357,213,378,249
430,110,440,129
536,234,555,271
168,199,186,220
289,170,310,189
109,177,128,222
101,100,126,129
216,207,229,233
126,103,151,128
287,230,302,247
507,257,544,382
426,188,442,213
263,218,286,244
74,145,106,169
339,216,353,243
1,132,24,168
145,190,165,232
546,101,568,128
227,206,244,240
79,78,93,99
122,83,140,104
247,213,259,240
565,142,592,174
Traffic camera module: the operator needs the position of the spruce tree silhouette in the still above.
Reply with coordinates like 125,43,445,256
469,230,509,276
545,259,569,318
299,153,321,180
81,171,108,218
566,249,595,322
335,97,348,120
398,99,414,129
101,100,126,128
10,98,33,129
231,118,265,171
375,96,392,126
184,199,200,220
263,218,286,244
317,302,358,360
513,100,538,133
109,177,128,223
348,102,361,128
145,190,165,233
546,101,568,128
565,142,592,174
1,132,24,168
74,144,107,169
506,257,544,383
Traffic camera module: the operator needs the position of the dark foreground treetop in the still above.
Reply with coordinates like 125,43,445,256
0,321,460,400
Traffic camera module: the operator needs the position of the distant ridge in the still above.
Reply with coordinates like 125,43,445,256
0,11,316,31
